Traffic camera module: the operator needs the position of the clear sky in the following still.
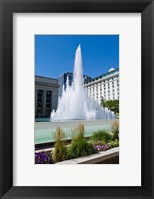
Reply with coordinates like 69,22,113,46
35,35,119,79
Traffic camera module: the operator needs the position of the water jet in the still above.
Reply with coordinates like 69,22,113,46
50,45,115,121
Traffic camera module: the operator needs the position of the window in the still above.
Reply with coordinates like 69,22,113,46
37,89,43,104
46,91,51,108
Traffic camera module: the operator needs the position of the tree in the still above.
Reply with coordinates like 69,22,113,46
101,99,119,115
100,97,106,107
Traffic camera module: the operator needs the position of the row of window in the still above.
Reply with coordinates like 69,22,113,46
87,77,119,86
93,93,119,101
36,90,52,117
36,89,52,108
89,86,119,94
88,82,119,89
91,77,119,84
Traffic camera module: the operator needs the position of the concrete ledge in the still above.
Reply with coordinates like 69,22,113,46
56,147,119,164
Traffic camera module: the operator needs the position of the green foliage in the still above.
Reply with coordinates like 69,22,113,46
101,99,119,115
67,139,96,159
52,128,68,163
67,124,96,159
101,97,106,108
89,140,106,145
112,120,119,140
91,130,112,143
109,139,119,148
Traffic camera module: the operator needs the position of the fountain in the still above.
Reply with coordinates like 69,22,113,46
50,45,115,121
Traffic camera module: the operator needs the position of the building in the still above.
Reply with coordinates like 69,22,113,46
58,72,73,97
35,68,119,117
58,72,92,97
84,68,119,104
35,76,58,118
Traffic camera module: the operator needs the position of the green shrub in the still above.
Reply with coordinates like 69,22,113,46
52,128,67,162
109,139,119,148
90,140,106,145
67,139,96,159
112,120,119,140
91,130,112,143
67,124,96,159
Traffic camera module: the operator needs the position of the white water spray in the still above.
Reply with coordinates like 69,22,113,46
50,45,115,121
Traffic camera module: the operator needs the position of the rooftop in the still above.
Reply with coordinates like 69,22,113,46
89,68,119,83
35,75,58,81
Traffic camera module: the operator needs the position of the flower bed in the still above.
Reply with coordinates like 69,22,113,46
35,151,53,164
35,122,119,164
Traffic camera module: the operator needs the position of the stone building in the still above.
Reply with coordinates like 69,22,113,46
35,76,58,118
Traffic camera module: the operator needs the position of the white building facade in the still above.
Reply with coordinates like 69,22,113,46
84,68,119,104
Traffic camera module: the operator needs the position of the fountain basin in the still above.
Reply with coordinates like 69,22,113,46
35,119,117,144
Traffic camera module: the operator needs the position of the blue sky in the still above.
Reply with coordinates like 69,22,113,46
35,35,119,78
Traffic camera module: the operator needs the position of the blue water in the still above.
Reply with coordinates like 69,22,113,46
35,124,112,144
35,118,50,122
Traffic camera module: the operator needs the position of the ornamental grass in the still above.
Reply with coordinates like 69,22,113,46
112,120,119,140
67,123,97,159
52,128,68,163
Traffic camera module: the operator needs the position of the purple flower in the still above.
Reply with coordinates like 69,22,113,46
35,151,53,164
93,144,110,151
